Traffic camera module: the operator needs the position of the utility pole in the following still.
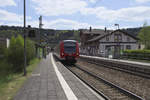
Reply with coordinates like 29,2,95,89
39,16,43,43
39,16,43,29
39,16,43,58
23,0,27,76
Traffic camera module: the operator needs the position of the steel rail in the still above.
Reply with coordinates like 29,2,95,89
66,64,110,100
83,59,150,79
53,53,144,100
53,54,110,100
73,64,144,100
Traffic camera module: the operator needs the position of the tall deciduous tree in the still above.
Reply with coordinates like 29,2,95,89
138,22,150,49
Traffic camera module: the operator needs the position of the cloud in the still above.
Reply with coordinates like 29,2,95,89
44,19,93,29
6,18,104,30
0,9,23,22
0,0,16,7
81,6,150,22
32,0,87,16
31,0,150,23
36,19,104,29
0,9,32,26
88,0,98,3
135,0,150,3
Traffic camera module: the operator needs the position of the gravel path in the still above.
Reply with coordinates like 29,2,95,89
77,60,150,100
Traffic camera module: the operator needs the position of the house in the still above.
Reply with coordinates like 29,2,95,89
80,28,140,58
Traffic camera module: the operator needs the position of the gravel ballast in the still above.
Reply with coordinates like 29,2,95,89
77,60,150,100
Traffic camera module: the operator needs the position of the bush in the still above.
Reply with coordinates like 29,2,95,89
0,60,12,75
0,47,5,59
123,50,150,60
5,35,35,72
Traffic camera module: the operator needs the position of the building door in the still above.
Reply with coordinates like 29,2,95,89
105,46,111,58
114,46,120,59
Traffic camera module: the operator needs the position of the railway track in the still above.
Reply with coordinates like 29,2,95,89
65,64,144,100
79,58,150,79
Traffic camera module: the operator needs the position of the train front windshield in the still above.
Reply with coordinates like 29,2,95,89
64,42,76,54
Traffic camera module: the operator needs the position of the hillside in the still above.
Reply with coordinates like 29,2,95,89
122,27,142,37
0,25,80,47
0,25,143,42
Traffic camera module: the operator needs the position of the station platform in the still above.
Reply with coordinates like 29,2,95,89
80,55,150,69
14,53,104,100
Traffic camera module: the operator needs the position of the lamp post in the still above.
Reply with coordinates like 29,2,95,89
114,24,120,58
23,0,27,76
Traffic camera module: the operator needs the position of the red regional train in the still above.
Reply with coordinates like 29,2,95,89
60,40,79,63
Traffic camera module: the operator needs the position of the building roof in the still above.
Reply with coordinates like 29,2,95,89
113,29,139,40
87,33,109,42
87,29,139,43
80,29,113,35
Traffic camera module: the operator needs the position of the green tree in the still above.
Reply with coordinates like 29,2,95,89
6,35,24,72
138,22,150,49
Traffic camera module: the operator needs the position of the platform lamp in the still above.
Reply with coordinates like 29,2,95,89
23,0,27,76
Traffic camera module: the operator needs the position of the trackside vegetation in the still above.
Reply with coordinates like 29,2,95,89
0,58,40,100
122,23,150,61
122,50,150,60
138,23,150,49
4,35,36,72
0,35,40,100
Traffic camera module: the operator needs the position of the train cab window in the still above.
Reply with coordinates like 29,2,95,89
64,42,76,54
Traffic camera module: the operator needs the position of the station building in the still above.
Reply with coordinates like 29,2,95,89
79,27,141,58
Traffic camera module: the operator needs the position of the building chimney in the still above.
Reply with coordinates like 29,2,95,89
89,26,92,32
105,27,107,32
28,25,31,28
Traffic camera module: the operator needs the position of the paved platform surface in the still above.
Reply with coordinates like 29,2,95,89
81,55,150,68
14,53,103,100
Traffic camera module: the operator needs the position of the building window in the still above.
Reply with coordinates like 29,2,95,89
106,36,109,41
127,37,130,42
114,34,118,42
138,44,141,49
118,34,122,42
114,34,122,42
126,45,131,49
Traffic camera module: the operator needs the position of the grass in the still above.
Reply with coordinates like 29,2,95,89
0,58,40,100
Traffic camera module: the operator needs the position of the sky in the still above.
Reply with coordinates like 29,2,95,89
0,0,150,30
